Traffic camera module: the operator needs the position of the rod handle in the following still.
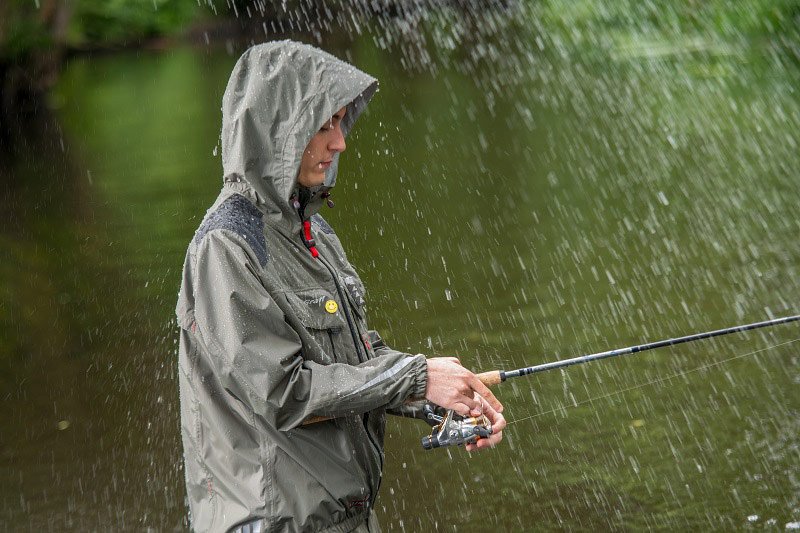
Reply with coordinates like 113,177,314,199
476,370,503,387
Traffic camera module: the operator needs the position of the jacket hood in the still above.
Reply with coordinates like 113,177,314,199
221,40,378,228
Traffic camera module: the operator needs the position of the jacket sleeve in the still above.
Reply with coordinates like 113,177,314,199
191,230,428,430
367,330,430,421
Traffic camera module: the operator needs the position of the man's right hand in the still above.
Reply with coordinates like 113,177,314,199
424,357,503,416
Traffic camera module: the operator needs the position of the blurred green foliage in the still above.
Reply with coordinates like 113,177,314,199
71,0,200,45
3,0,800,63
538,0,800,42
1,0,203,64
1,0,56,62
1,0,798,86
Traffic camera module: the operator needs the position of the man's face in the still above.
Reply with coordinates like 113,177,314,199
296,106,347,188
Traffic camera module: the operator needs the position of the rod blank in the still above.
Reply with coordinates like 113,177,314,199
500,315,800,382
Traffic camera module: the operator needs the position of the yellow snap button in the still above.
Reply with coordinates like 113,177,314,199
324,300,338,314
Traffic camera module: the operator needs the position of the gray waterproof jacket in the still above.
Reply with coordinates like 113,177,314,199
176,41,428,533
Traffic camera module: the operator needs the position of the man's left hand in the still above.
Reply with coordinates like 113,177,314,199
464,394,506,452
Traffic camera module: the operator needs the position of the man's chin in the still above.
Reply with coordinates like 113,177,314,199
298,173,326,188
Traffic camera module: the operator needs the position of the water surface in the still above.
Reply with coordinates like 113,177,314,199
2,22,799,530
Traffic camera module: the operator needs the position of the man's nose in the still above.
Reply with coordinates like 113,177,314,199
328,127,346,153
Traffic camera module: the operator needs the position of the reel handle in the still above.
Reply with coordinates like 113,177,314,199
421,411,492,450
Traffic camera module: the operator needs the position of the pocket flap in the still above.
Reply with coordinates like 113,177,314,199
285,289,346,331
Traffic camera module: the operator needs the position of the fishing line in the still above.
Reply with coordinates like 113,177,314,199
507,337,800,426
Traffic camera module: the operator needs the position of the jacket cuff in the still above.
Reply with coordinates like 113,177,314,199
408,354,428,401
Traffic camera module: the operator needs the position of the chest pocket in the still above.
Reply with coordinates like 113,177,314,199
284,289,351,364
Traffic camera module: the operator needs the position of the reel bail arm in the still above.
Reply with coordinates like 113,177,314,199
420,404,492,450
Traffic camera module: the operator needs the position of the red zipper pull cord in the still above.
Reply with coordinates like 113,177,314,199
302,219,319,258
292,193,319,258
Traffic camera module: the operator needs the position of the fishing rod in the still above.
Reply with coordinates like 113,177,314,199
422,314,800,450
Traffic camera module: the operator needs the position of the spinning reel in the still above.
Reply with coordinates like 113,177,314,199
420,403,493,450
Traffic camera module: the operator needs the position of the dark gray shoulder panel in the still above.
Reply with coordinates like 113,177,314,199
194,194,268,267
311,213,335,235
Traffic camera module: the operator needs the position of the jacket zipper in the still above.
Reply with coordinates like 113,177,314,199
316,254,366,364
299,218,384,508
316,252,384,509
296,213,366,362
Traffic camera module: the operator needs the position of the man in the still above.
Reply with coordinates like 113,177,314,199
176,40,505,533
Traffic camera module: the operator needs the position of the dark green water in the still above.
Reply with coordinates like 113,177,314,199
2,22,799,531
